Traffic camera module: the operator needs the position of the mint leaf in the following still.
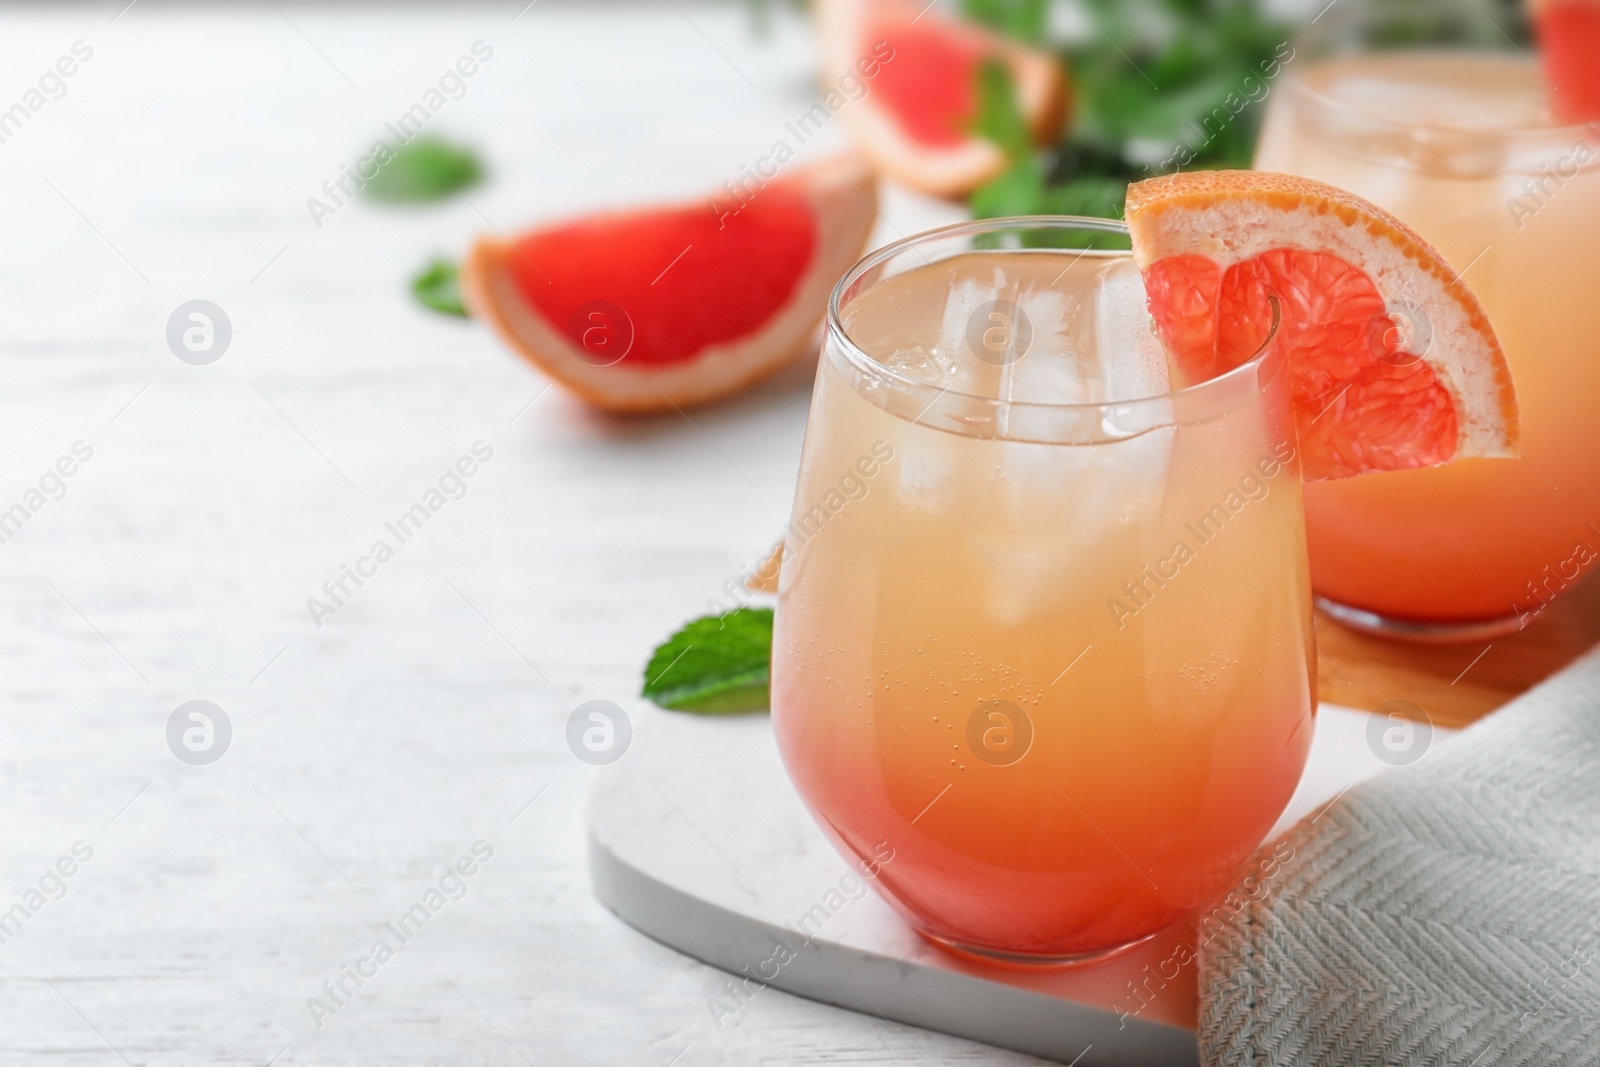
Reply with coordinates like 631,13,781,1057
960,1,1294,236
968,57,1051,237
642,607,773,714
1044,176,1129,223
971,58,1033,161
961,0,1048,44
970,159,1046,220
363,138,484,203
411,258,468,318
1061,0,1293,176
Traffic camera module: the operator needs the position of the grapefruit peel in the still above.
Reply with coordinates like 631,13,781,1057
462,154,879,414
816,0,1066,198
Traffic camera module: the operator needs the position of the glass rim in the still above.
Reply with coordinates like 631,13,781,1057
1284,61,1599,143
1285,0,1598,142
825,215,1280,421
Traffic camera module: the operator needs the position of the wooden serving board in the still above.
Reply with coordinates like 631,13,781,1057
1315,575,1600,729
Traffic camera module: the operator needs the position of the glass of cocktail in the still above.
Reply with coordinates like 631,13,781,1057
1254,1,1600,638
770,218,1316,963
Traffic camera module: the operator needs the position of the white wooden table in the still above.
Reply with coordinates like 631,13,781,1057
0,3,1044,1064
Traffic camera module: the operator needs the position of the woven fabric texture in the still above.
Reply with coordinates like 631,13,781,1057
1200,647,1600,1066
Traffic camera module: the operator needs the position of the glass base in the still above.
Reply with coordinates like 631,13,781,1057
1315,595,1533,644
920,928,1158,969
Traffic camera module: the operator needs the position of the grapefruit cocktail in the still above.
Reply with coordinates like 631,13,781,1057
772,174,1517,961
772,218,1317,962
1254,7,1600,634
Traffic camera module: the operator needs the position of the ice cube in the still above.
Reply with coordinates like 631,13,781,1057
879,345,960,387
1093,257,1170,402
968,439,1165,627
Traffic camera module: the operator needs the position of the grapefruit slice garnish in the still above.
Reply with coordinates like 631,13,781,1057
1125,171,1519,481
462,154,879,413
816,0,1067,198
1532,0,1600,124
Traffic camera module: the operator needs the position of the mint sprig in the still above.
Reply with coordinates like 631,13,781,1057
968,59,1129,249
642,608,774,714
968,0,1295,228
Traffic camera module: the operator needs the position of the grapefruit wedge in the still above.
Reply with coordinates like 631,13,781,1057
1125,171,1519,481
1532,0,1600,124
462,154,879,414
816,0,1067,198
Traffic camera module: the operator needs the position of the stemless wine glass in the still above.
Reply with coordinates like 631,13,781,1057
770,218,1316,964
1255,0,1600,637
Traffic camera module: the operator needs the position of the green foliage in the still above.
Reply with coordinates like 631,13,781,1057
411,258,468,318
970,59,1033,160
642,608,774,714
962,0,1049,44
969,0,1294,224
1043,176,1130,227
1064,0,1290,173
363,138,484,203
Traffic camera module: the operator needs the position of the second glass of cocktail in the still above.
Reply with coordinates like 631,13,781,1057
1254,1,1600,636
771,218,1316,963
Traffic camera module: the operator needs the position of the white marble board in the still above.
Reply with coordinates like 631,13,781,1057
588,703,1455,1065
